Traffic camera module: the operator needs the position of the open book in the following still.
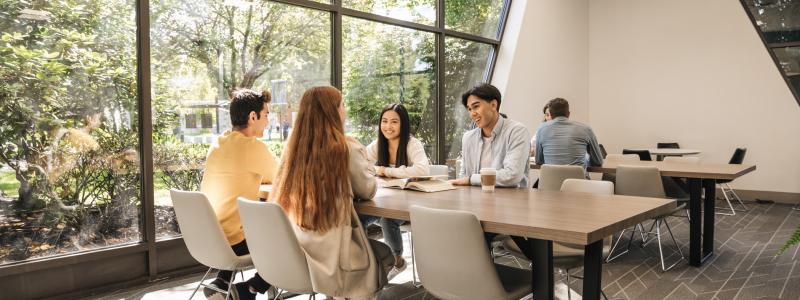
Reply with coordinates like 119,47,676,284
381,175,455,193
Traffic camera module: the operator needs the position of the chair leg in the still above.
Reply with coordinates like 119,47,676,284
716,184,736,216
641,221,657,247
638,222,652,245
606,227,635,262
225,271,237,300
566,269,572,300
655,219,667,271
564,269,608,300
189,267,214,300
727,183,748,212
408,231,421,287
655,218,683,272
664,218,684,260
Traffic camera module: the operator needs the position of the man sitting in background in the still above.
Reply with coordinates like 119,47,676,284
534,97,603,170
200,89,278,300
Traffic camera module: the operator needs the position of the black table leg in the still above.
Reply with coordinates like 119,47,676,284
702,179,716,263
688,178,702,266
530,238,554,300
583,240,603,300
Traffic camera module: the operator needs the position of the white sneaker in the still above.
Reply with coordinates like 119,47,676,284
387,259,408,281
267,285,279,299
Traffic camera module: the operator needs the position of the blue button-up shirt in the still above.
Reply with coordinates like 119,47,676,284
535,116,603,169
459,116,531,188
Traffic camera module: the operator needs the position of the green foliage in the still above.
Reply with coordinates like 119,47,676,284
153,141,207,191
265,140,285,159
0,0,138,212
777,224,800,256
0,170,19,197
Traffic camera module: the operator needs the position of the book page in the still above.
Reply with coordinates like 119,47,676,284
406,180,455,193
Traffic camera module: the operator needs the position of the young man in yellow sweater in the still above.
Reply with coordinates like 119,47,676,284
200,89,278,300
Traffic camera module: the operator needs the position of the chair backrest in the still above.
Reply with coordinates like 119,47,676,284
598,144,608,159
410,205,508,300
170,189,242,270
622,149,653,161
657,142,680,149
429,165,449,177
615,165,666,198
538,164,585,191
238,199,314,294
663,156,700,163
605,154,640,162
729,148,747,164
560,179,614,195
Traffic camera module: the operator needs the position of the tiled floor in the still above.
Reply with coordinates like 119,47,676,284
90,202,800,300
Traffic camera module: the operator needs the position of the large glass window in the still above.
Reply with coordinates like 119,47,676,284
743,0,800,104
746,0,800,44
342,17,436,155
443,37,493,161
0,0,509,272
344,0,436,25
0,0,141,264
150,1,331,238
445,0,507,38
774,47,800,93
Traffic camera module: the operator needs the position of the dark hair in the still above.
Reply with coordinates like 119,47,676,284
229,89,271,128
376,103,411,167
547,98,569,118
461,83,502,112
543,104,549,114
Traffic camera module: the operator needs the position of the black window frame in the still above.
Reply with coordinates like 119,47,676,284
0,0,512,298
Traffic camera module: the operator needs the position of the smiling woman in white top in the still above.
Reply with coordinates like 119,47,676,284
363,103,430,276
366,104,430,178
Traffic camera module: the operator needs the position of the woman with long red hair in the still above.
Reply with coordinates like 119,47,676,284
270,86,393,299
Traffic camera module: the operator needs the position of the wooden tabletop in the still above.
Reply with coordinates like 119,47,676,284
593,160,754,180
354,187,675,245
532,161,756,180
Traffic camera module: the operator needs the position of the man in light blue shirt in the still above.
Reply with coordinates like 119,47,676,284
535,98,603,169
450,83,531,188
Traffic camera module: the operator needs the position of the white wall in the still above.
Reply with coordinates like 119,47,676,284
493,0,590,136
588,0,800,193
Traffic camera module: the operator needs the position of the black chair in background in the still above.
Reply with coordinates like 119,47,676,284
599,144,608,159
657,142,680,149
622,149,652,161
715,148,748,215
655,143,680,161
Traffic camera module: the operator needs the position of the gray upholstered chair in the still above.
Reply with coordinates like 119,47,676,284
560,178,614,195
606,165,685,271
557,179,612,300
170,190,254,300
538,164,585,191
398,165,451,287
714,148,748,215
238,199,316,299
410,205,532,300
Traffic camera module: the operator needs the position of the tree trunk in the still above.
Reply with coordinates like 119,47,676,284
15,171,45,210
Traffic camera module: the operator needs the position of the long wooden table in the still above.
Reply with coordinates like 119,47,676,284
355,186,675,300
532,160,756,268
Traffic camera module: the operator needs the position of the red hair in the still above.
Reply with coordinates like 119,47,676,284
272,86,351,233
